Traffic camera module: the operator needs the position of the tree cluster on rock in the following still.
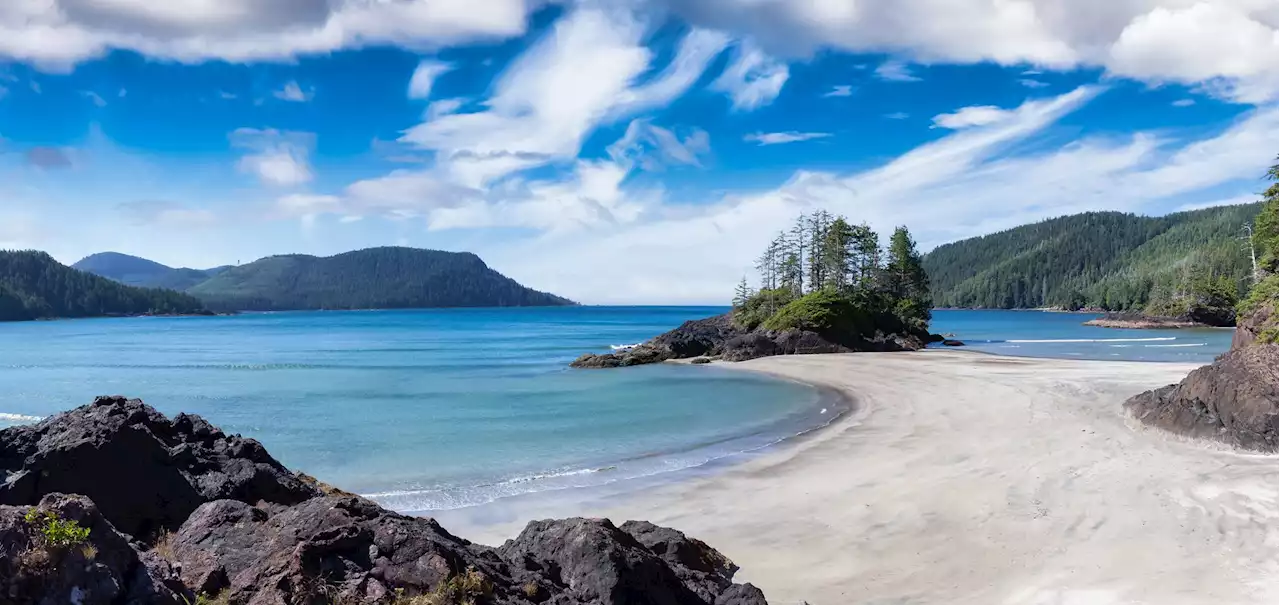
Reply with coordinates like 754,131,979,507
0,396,770,604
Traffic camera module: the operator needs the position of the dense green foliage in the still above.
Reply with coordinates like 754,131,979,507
0,251,207,322
1239,161,1279,343
923,203,1262,311
734,212,930,337
188,246,574,311
72,252,227,291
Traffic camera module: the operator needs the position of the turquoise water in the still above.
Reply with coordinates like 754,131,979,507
930,309,1233,363
0,307,1231,511
0,307,829,511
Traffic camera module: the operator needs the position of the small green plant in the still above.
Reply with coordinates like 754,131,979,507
182,591,231,605
23,509,90,550
389,567,493,605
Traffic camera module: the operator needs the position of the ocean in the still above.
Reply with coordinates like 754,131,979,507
0,307,1230,512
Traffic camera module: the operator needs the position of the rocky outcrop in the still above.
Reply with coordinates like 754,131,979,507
571,313,925,368
0,396,319,539
0,493,191,605
0,397,772,604
1124,291,1279,453
1125,345,1278,452
1083,312,1217,329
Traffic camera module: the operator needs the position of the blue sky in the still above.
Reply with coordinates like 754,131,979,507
0,0,1277,304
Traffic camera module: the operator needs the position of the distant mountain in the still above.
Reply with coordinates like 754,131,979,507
0,251,207,321
187,246,575,311
923,203,1262,310
72,252,226,291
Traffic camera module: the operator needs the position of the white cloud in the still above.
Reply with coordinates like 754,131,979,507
1018,78,1049,88
608,119,710,169
744,131,832,145
0,0,529,68
874,60,921,82
424,98,465,120
884,112,910,120
668,0,1278,103
1172,98,1195,107
476,88,1277,304
81,90,106,106
710,42,789,110
273,80,312,102
407,60,451,99
1175,194,1259,212
117,200,219,228
932,105,1014,129
823,85,853,98
231,128,314,187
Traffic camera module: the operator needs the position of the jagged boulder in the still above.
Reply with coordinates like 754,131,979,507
499,517,766,605
1125,344,1279,452
0,396,319,539
0,493,190,605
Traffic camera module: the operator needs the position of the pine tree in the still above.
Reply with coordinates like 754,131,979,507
732,277,752,308
885,226,931,322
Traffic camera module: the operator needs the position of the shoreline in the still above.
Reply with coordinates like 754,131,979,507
440,350,1277,604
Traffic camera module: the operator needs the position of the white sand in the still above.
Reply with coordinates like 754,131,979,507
462,351,1279,604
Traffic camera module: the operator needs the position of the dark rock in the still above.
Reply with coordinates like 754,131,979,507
0,493,191,605
721,333,780,362
941,339,965,347
649,314,747,358
927,333,945,343
0,396,319,539
569,353,625,369
500,517,757,605
168,495,524,604
2,400,778,604
690,357,712,364
1233,296,1275,349
1125,344,1278,452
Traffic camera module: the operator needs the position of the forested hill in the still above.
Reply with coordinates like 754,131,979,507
0,251,207,321
72,252,228,291
923,203,1262,310
186,246,576,311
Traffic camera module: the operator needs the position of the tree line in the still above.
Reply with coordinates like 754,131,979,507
0,250,207,321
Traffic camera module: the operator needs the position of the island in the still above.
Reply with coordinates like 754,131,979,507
571,212,936,368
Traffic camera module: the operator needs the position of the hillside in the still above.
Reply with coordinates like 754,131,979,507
187,246,575,311
923,203,1261,310
0,251,207,321
72,252,227,291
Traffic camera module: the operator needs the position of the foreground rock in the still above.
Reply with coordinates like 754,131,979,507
571,313,925,368
0,493,190,604
1083,311,1222,329
0,396,319,539
0,397,771,604
1125,345,1278,451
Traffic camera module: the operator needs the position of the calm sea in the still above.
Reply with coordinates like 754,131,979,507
0,307,1230,511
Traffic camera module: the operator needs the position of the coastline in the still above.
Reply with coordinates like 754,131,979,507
441,350,1278,604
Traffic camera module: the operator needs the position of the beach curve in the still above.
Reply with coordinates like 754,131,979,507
460,350,1278,604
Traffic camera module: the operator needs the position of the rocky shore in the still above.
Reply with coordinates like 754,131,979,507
571,313,930,369
1081,311,1221,329
0,397,771,604
1123,294,1278,452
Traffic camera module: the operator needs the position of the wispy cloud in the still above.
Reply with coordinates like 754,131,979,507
81,91,106,107
875,60,921,82
231,128,314,187
823,85,854,98
884,112,910,120
1018,78,1049,88
932,105,1014,129
711,43,789,110
408,60,452,99
273,81,313,102
744,131,832,145
1172,98,1195,107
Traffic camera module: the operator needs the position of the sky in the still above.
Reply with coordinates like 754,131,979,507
0,0,1277,304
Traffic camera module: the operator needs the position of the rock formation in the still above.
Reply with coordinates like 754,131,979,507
0,397,771,604
1124,295,1279,452
571,313,927,368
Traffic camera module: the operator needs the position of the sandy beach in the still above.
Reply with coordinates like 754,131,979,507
455,350,1278,604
